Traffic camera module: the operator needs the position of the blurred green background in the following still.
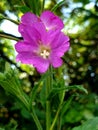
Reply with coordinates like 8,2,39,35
0,0,98,130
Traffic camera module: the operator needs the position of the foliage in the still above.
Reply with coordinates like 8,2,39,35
72,117,98,130
0,0,98,130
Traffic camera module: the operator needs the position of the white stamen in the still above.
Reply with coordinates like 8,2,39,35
40,50,50,59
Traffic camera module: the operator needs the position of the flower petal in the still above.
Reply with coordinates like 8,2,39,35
32,57,49,73
52,41,70,57
16,52,35,63
30,22,48,44
16,52,49,73
18,23,41,43
50,56,63,68
40,11,64,30
15,41,37,53
21,12,39,25
49,30,69,49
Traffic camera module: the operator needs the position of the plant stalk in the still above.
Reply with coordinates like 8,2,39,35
50,90,65,130
30,108,43,130
46,66,53,130
0,32,22,41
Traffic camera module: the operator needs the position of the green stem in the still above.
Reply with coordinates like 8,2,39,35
30,108,43,130
19,96,43,130
57,117,61,130
50,104,62,130
46,67,53,130
21,0,26,5
50,90,65,130
0,14,19,25
18,94,30,110
0,32,21,41
46,100,51,130
19,94,43,130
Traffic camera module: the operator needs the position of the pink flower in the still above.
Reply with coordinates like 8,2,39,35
20,10,64,31
15,11,70,73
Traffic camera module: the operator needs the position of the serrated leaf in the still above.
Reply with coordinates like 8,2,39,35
72,117,98,130
0,68,29,110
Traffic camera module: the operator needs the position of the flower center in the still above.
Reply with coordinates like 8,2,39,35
40,49,50,59
35,44,51,59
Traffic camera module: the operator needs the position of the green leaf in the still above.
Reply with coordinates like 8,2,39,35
51,0,65,12
0,128,5,130
72,117,98,130
47,88,61,100
65,85,88,94
21,107,31,119
14,5,31,13
47,85,87,100
29,84,39,110
4,118,18,130
60,96,73,117
40,83,46,107
23,0,41,15
0,68,29,110
29,72,49,109
0,72,5,79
